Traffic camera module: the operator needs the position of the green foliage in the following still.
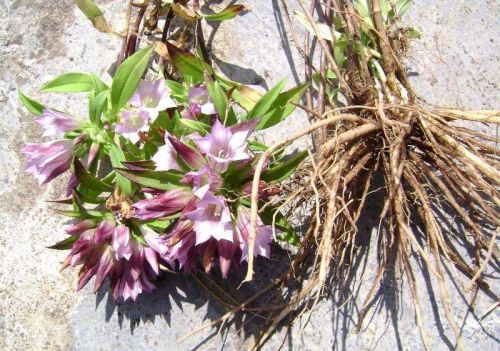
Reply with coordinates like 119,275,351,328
115,168,185,191
256,82,309,130
262,150,308,183
108,143,134,195
202,4,246,21
74,0,111,33
179,119,211,135
111,46,154,115
246,79,286,120
47,235,79,250
40,73,94,93
18,90,44,116
73,158,113,193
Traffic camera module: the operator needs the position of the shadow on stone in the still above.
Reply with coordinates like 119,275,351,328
94,244,293,348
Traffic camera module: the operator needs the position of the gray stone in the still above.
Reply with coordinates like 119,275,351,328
0,0,498,350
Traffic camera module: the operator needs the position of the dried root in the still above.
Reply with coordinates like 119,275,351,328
240,0,500,349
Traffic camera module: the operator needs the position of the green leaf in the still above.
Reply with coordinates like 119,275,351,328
109,144,133,195
165,79,187,100
246,79,286,120
115,168,185,191
166,42,204,82
202,4,246,21
260,206,300,246
74,0,111,33
353,0,375,30
111,46,154,115
217,76,262,111
145,219,173,232
406,28,422,39
207,80,227,118
179,118,211,135
248,141,269,152
52,207,110,219
89,90,108,126
47,235,79,250
18,90,44,116
40,73,94,93
89,73,109,93
262,150,308,183
256,82,309,130
73,158,113,193
395,0,413,16
380,0,390,23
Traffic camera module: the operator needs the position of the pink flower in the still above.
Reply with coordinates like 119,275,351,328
109,243,159,301
183,165,223,196
194,119,257,172
183,84,216,119
145,220,195,270
36,108,82,137
62,221,160,302
151,135,180,171
114,110,150,144
65,219,97,235
129,79,176,120
22,139,75,185
235,206,273,261
132,188,194,220
112,225,133,260
167,136,207,169
62,221,115,291
146,221,240,278
185,189,234,244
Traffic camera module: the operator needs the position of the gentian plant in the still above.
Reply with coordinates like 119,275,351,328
20,43,307,302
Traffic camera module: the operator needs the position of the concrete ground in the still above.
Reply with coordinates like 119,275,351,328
0,0,498,350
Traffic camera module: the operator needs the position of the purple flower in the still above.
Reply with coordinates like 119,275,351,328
183,165,223,196
22,139,75,185
185,189,234,244
129,79,176,120
235,206,273,261
65,219,97,235
194,119,257,172
112,225,133,260
109,243,159,301
62,221,115,291
183,84,216,119
151,135,180,171
36,108,82,137
145,220,196,270
63,220,160,302
167,136,207,169
132,188,194,221
115,110,150,144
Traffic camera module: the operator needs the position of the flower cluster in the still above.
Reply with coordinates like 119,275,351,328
20,46,303,302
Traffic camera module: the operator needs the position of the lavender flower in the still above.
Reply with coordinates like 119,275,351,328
129,79,176,120
132,188,194,221
112,225,133,260
194,119,257,172
235,206,273,261
114,110,150,144
183,165,223,196
22,139,75,185
185,189,234,244
109,242,159,301
151,135,180,171
36,108,82,137
183,84,216,119
63,221,160,302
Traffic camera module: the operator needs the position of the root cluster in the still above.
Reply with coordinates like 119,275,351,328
239,0,500,349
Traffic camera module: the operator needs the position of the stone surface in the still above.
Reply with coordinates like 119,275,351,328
0,0,498,350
